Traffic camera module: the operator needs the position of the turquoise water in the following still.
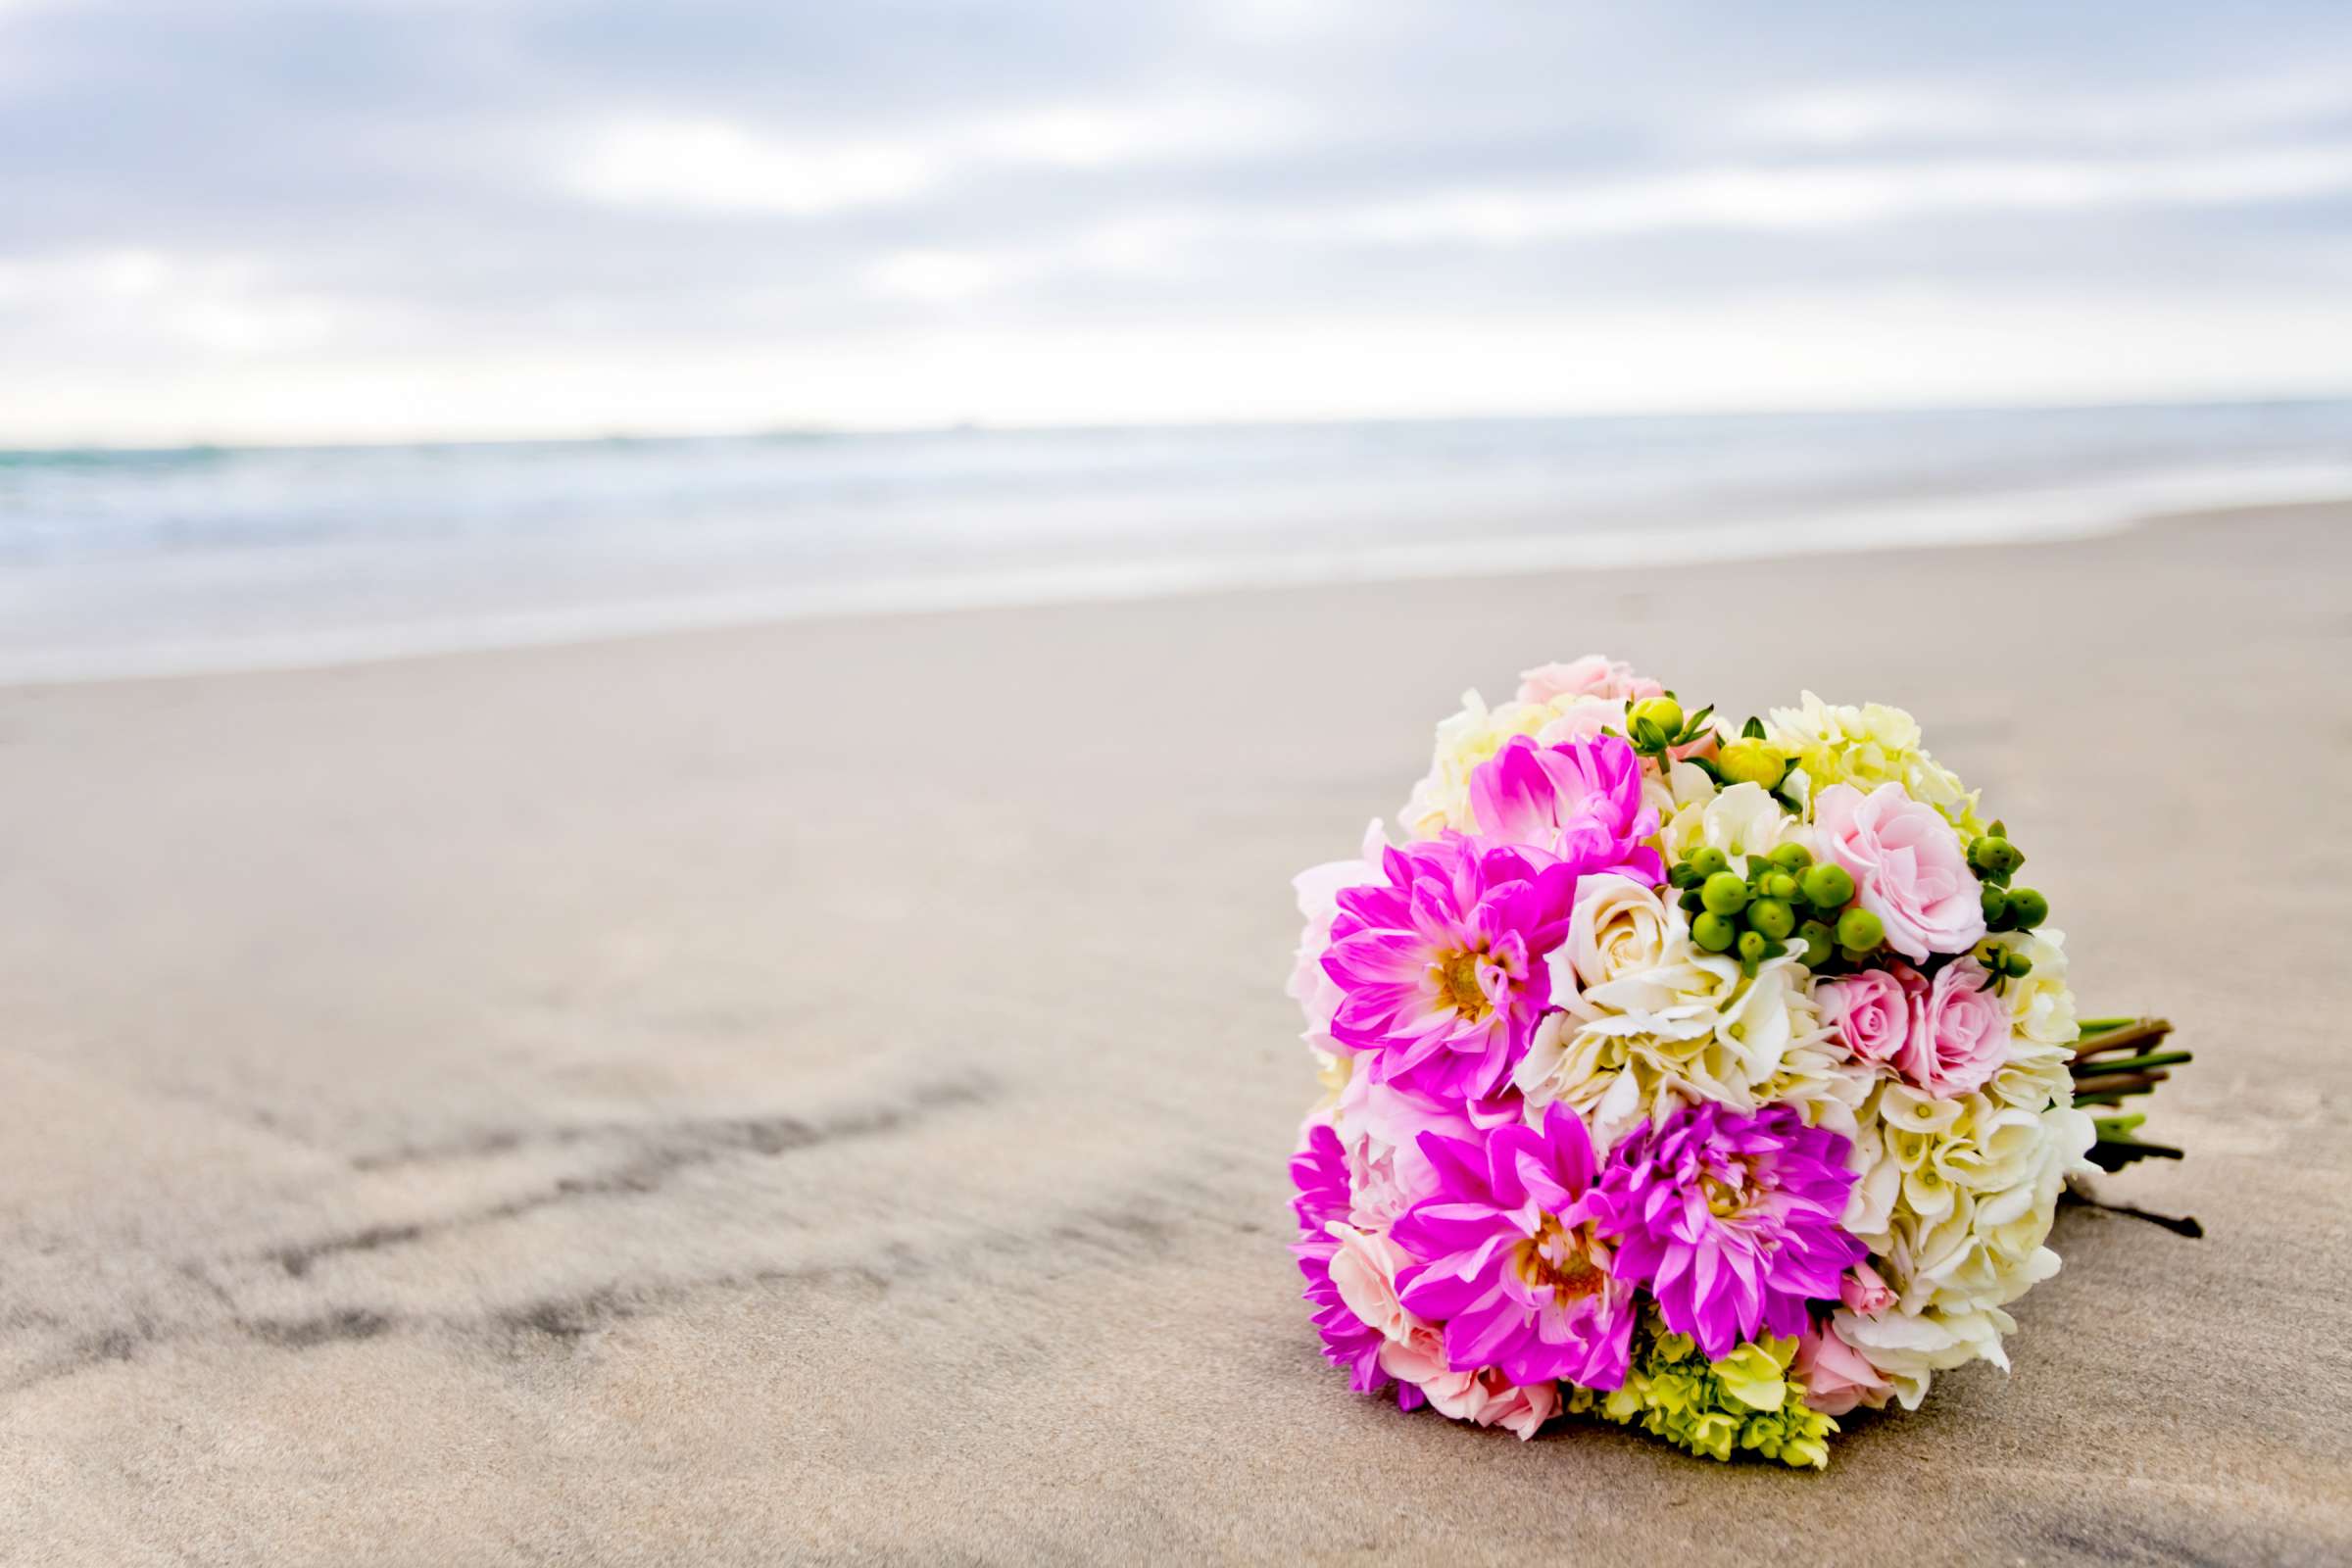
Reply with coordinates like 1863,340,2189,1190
3,402,2349,681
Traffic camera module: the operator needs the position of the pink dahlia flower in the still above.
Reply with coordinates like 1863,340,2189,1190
1469,734,1666,884
1322,835,1577,1102
1389,1103,1639,1390
1290,1123,1424,1408
1589,1103,1864,1360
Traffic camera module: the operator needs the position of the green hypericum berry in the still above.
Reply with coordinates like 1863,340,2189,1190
1736,929,1768,963
1691,910,1739,952
1716,738,1787,789
1797,919,1835,967
1969,836,2027,877
1981,886,2008,923
1798,863,1854,909
1699,871,1750,916
1689,847,1730,879
1762,871,1799,903
2008,888,2049,928
1835,906,1884,950
2002,952,2034,979
1767,842,1812,872
1629,696,1685,740
1749,897,1796,940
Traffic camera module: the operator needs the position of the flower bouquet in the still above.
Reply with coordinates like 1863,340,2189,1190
1285,656,2187,1468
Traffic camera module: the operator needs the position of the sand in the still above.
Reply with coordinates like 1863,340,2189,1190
1,503,2347,1565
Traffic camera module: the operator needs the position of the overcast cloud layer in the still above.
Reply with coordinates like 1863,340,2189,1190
5,0,2351,442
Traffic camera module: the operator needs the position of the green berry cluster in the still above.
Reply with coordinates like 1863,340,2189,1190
1963,818,2046,988
1666,842,1877,975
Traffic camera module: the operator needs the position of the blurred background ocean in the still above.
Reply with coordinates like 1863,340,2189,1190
7,400,2351,681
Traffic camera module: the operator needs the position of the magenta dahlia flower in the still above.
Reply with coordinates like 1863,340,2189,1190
1389,1103,1639,1390
1321,835,1576,1102
1588,1102,1864,1360
1290,1123,1424,1407
1469,733,1666,884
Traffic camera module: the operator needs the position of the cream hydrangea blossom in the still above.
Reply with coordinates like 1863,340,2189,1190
1657,780,1816,868
1514,878,1871,1152
1835,1102,2092,1407
1832,947,2093,1407
1763,692,1984,836
1987,925,2081,1049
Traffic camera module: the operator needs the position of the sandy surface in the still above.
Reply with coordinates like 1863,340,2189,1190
1,503,2347,1565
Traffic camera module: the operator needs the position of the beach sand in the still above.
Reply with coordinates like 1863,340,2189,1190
1,502,2347,1564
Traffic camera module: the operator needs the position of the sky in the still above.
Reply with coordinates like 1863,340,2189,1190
4,0,2352,445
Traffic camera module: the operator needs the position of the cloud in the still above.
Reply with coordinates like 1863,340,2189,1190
570,119,939,215
1,0,2350,439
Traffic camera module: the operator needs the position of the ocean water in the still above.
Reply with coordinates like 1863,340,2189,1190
3,401,2349,682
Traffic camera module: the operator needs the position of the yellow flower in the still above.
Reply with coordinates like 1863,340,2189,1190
1713,1338,1796,1412
1765,691,1984,835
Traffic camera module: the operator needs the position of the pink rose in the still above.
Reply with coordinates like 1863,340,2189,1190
1325,1223,1422,1343
1813,782,1986,961
1515,655,1664,706
1901,956,2009,1099
1338,1074,1514,1213
1383,1330,1560,1440
1795,1319,1894,1417
1344,1134,1416,1231
1286,821,1388,1047
1449,1369,1562,1440
1816,966,1919,1067
1839,1260,1896,1316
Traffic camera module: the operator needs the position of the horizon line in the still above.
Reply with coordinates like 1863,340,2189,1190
7,387,2351,458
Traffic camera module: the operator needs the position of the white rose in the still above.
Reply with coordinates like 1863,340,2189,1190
1559,873,1676,993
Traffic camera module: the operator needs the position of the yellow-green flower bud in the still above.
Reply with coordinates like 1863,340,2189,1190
1716,738,1787,789
1629,696,1685,740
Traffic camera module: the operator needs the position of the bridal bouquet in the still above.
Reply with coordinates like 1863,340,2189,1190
1285,656,2185,1468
